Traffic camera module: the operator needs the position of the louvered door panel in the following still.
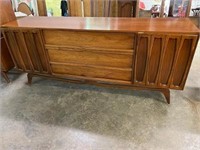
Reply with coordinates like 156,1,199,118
133,33,198,90
3,29,49,73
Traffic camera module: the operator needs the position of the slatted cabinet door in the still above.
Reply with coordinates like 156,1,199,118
3,29,50,74
133,33,198,90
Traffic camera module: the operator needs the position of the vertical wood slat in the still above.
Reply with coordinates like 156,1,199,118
40,30,52,74
170,35,198,89
157,36,168,86
153,35,166,84
68,0,82,16
26,32,43,72
90,0,94,16
178,35,198,88
20,31,35,72
34,30,49,73
2,31,18,69
160,0,166,17
104,0,111,17
146,35,165,86
83,0,91,17
142,34,151,86
15,30,34,71
168,36,189,89
131,35,137,83
134,33,151,85
5,30,26,71
186,0,192,17
158,35,181,87
135,0,140,17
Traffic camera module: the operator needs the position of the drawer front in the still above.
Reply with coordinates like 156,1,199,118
48,49,133,68
51,64,132,81
43,30,134,49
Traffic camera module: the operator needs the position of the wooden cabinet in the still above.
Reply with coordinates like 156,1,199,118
2,17,199,103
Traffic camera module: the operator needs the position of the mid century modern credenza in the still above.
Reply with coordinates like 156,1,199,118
2,17,199,104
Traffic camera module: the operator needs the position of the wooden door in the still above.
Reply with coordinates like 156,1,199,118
118,0,135,17
3,29,50,74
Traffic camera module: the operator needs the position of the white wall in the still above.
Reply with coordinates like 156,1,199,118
141,0,162,10
190,0,200,16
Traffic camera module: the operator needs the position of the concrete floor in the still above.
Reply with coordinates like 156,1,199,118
0,43,200,150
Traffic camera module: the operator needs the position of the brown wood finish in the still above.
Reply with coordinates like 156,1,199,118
51,63,132,81
3,29,49,74
68,0,82,16
0,0,15,82
0,36,14,83
134,34,150,85
118,0,135,17
43,30,134,49
2,17,200,104
0,0,16,25
2,17,199,34
158,35,180,87
36,0,47,16
47,49,133,68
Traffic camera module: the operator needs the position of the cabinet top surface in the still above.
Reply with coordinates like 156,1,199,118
2,17,199,33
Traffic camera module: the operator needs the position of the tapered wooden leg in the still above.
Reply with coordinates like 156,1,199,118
159,89,170,104
1,71,10,83
27,73,33,85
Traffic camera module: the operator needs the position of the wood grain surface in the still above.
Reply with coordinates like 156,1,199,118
2,17,199,34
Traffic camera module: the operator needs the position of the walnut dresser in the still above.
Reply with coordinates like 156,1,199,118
2,17,199,103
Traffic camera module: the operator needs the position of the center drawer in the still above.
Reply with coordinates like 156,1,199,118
43,30,134,49
47,48,133,68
